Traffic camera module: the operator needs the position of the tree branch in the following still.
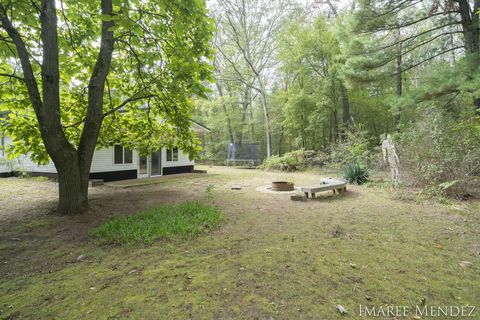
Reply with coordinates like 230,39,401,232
362,11,460,33
393,46,464,75
0,73,24,81
78,0,115,166
102,94,157,118
360,21,462,55
364,31,463,70
0,3,43,113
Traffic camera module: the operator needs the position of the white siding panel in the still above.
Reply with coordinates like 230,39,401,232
90,147,138,172
161,148,194,168
0,163,9,173
0,136,11,173
10,146,137,174
22,156,57,173
2,133,195,176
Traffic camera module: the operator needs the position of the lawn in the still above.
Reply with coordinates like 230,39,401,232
0,166,479,319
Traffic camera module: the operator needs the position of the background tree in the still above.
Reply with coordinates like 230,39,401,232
0,0,213,214
210,0,294,158
346,0,479,117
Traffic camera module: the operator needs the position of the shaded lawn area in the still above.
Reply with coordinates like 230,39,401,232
0,166,479,319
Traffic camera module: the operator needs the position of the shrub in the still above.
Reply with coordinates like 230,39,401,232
196,150,225,165
398,108,480,198
259,153,300,171
260,149,330,171
329,126,376,168
341,163,370,185
90,201,224,245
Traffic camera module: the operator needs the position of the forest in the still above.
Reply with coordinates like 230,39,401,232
195,0,480,198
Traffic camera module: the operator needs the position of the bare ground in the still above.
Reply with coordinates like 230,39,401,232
0,166,479,319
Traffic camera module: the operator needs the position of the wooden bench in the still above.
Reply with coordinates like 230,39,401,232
300,178,347,199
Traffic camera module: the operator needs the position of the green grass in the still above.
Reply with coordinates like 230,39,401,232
90,201,224,245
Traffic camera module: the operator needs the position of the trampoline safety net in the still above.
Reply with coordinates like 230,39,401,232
226,143,259,164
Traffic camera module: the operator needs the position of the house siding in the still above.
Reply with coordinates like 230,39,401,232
1,122,206,181
0,136,17,173
161,148,194,169
19,147,138,174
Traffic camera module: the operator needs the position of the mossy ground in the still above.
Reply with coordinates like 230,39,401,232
0,166,479,319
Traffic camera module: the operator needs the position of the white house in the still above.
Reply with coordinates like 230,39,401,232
0,121,210,181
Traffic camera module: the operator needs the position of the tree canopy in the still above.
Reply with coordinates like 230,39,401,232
0,0,213,213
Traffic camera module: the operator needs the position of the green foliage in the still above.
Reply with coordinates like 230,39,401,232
204,184,215,201
341,163,370,185
329,126,376,168
0,0,214,163
90,201,224,245
259,154,299,172
197,150,226,164
398,107,480,198
259,150,329,172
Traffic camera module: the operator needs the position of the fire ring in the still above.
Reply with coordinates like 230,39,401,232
271,181,295,191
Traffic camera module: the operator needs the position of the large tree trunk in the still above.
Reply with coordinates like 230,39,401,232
340,83,350,138
56,154,89,214
215,81,235,143
458,0,480,114
258,81,271,158
278,125,284,155
395,28,402,129
332,107,339,143
331,78,339,143
237,87,250,145
250,98,255,142
2,0,114,214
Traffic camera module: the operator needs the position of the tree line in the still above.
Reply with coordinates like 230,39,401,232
195,0,479,165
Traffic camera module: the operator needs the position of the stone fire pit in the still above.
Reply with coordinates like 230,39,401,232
271,181,295,191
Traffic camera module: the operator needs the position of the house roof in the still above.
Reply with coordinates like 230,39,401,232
191,120,211,133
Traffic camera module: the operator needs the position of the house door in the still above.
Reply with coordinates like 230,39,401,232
138,150,162,178
150,150,162,176
138,156,149,178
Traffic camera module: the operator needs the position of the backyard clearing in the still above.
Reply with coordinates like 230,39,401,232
0,166,479,319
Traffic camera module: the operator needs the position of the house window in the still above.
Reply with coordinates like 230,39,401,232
166,147,178,161
114,145,133,164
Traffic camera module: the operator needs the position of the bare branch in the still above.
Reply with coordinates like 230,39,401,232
0,73,24,81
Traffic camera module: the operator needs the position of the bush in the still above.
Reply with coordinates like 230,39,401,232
196,150,225,165
259,154,299,171
90,202,224,245
398,108,480,198
329,126,376,168
259,149,330,171
341,163,370,185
